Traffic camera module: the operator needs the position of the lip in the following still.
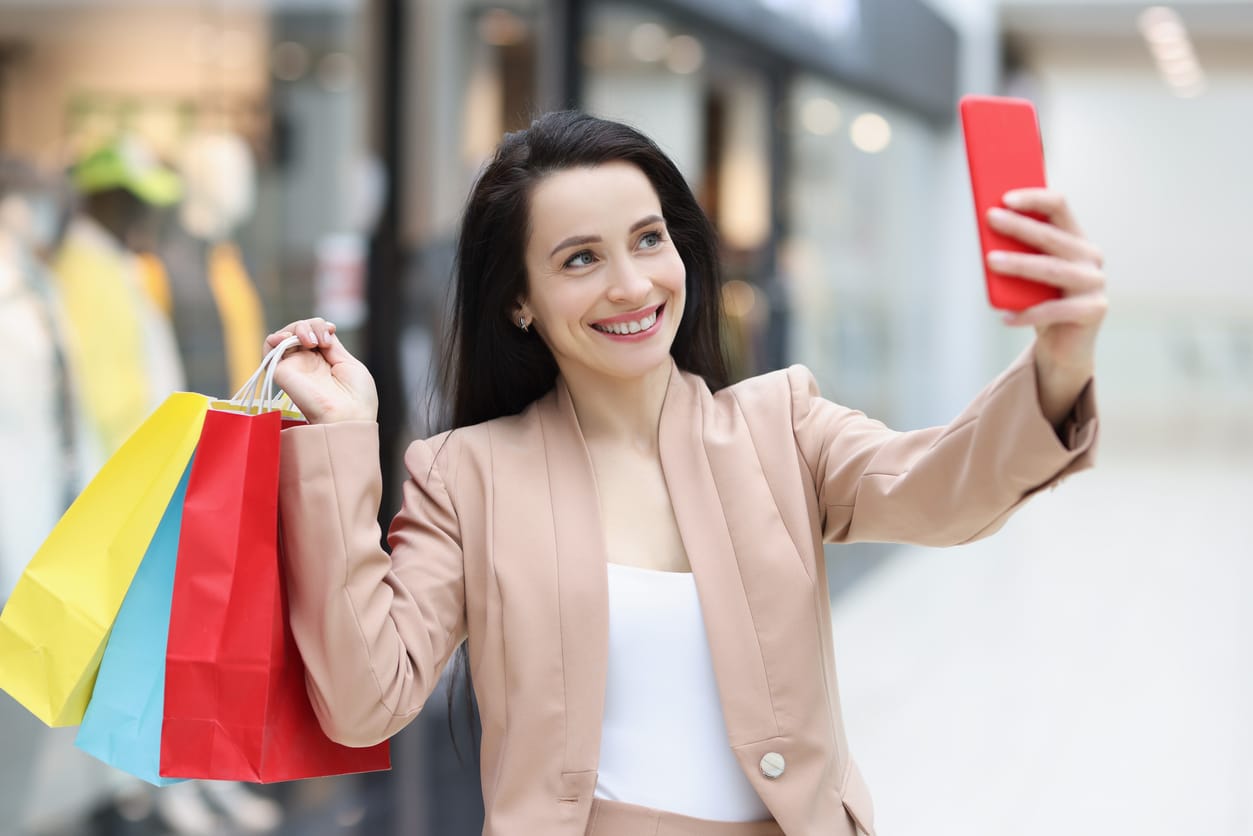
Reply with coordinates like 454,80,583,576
589,303,665,342
590,303,664,327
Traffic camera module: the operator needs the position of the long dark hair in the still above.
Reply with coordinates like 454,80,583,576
438,110,730,760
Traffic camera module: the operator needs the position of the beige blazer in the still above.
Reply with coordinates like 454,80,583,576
277,345,1097,836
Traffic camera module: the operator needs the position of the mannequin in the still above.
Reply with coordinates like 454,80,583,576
0,156,117,836
142,133,279,835
0,162,81,600
159,131,266,397
55,136,185,456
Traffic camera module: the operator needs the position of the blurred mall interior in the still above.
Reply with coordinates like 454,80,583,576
0,0,1250,834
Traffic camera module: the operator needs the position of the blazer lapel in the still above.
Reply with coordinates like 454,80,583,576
657,365,778,746
539,362,779,780
538,380,609,776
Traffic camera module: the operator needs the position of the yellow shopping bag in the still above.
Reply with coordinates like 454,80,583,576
0,393,209,726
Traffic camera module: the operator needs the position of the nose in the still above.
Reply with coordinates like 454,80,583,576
605,257,652,305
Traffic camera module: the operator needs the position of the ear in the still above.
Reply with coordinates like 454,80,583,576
510,297,529,325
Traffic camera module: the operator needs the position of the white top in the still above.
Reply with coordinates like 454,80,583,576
593,562,771,822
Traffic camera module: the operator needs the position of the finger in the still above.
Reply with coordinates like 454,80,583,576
318,332,356,366
987,207,1103,266
269,321,317,348
291,320,322,347
986,252,1105,295
1001,295,1108,328
1003,188,1082,236
265,329,295,349
297,317,336,347
1002,189,1106,269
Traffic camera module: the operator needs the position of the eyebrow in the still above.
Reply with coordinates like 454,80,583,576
548,214,665,258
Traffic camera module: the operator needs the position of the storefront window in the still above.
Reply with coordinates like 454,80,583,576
784,74,934,425
582,1,776,379
0,2,375,831
0,0,373,391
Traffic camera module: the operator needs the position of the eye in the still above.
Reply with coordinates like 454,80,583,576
639,231,663,249
564,249,596,269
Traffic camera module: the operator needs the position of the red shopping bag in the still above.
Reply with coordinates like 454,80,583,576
160,406,390,781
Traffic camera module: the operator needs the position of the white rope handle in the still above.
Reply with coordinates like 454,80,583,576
260,335,295,409
228,335,303,414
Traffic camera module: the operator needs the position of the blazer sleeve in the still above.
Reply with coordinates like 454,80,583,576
278,422,465,747
791,344,1098,547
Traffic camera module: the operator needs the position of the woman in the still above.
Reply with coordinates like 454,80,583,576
269,111,1104,836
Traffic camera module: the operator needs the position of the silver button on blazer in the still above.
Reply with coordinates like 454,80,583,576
278,347,1098,836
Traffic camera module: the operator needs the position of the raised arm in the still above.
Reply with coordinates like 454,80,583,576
266,317,465,747
791,346,1096,547
795,185,1106,546
278,424,465,747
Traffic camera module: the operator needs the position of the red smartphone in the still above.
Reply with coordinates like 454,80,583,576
959,94,1061,312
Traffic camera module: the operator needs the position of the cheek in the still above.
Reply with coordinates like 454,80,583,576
542,284,598,330
662,251,688,294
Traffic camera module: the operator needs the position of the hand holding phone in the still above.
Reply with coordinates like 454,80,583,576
960,94,1063,312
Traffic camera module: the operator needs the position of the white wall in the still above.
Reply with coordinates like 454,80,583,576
1028,40,1252,307
1020,36,1253,446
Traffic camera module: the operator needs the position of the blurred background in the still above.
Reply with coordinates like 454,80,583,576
0,0,1250,833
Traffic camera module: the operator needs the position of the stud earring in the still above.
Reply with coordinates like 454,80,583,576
518,316,529,332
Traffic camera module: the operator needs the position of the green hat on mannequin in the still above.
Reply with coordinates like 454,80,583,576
72,135,183,207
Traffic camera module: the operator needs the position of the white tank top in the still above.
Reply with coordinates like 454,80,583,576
593,562,771,822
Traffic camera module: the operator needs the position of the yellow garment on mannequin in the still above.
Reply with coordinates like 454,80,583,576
52,220,151,456
207,242,264,394
134,252,173,318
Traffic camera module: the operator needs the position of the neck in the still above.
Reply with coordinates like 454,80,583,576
560,359,674,452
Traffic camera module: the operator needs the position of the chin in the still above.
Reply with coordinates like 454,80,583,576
595,340,676,382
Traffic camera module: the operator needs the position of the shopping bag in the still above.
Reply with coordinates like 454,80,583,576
161,338,390,781
73,456,195,785
0,393,209,726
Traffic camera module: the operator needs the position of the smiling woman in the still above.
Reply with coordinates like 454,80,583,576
519,163,687,387
266,110,1103,836
441,112,729,429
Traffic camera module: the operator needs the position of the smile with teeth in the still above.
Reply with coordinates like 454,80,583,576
591,306,661,335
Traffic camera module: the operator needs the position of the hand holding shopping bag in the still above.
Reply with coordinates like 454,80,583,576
0,393,208,726
160,337,390,781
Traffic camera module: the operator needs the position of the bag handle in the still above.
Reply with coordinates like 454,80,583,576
229,335,303,415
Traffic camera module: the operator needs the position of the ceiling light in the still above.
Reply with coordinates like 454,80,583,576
850,113,891,154
1138,6,1186,43
629,22,669,63
1159,55,1199,75
665,35,704,74
1149,39,1193,62
800,97,841,136
1138,5,1207,99
721,280,758,318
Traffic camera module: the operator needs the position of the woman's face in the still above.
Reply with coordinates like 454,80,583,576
521,161,686,386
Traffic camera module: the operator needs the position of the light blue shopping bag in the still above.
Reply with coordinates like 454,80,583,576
74,456,195,786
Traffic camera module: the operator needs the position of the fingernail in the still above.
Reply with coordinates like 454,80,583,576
988,251,1009,265
278,331,292,338
1004,193,1026,208
988,207,1010,220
